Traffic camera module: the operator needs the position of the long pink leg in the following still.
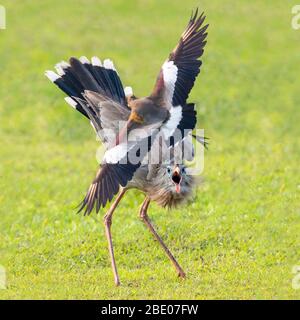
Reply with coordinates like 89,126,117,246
139,197,186,278
103,188,126,286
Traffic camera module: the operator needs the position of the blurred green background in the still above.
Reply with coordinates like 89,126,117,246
0,0,299,299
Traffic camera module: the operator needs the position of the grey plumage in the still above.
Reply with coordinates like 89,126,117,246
127,163,195,208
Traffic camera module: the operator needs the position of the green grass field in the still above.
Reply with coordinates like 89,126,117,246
0,0,300,299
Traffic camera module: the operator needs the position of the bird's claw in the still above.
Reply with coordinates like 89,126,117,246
177,270,186,279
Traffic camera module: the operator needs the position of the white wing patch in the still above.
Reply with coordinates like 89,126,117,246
64,97,77,109
104,138,142,164
79,56,90,64
103,143,128,163
103,59,116,71
45,70,60,82
55,64,65,76
161,106,182,138
162,60,178,107
91,56,102,66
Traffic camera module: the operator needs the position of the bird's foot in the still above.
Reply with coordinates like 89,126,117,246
177,269,186,279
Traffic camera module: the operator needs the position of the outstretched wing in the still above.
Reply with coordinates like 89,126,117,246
78,133,158,215
45,56,130,144
151,9,208,108
77,162,139,215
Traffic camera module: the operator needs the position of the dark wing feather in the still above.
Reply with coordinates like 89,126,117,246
152,9,208,107
45,56,129,131
78,134,157,215
46,56,132,146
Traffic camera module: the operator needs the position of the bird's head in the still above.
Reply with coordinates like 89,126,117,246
166,164,187,194
149,163,194,208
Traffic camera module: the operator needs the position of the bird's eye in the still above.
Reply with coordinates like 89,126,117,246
167,166,172,176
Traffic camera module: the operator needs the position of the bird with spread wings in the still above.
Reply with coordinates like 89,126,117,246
46,9,208,285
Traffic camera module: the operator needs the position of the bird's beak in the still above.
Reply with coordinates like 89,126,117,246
115,112,143,145
172,166,182,193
